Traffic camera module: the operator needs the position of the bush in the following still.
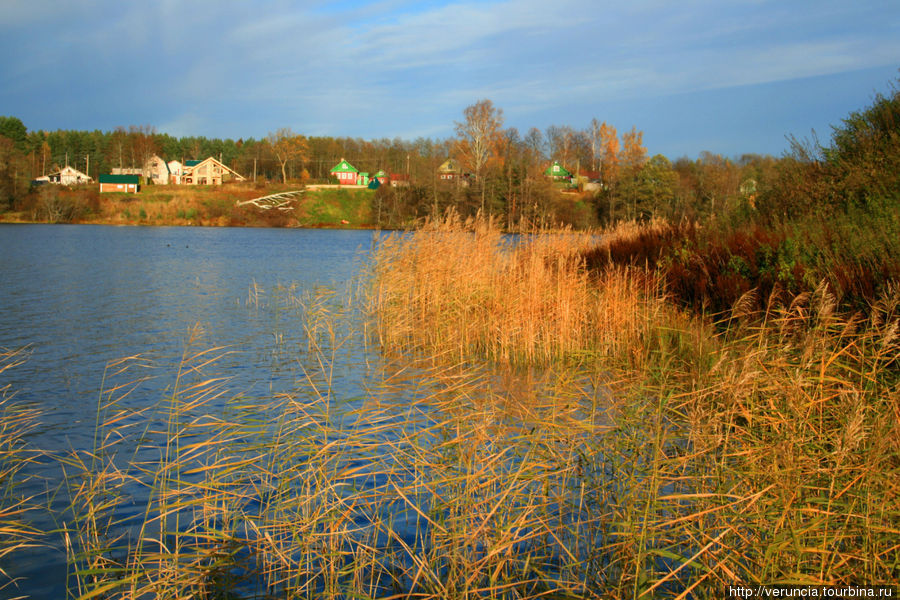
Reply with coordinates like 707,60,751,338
34,187,84,223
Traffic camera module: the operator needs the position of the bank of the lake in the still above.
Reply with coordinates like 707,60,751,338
0,184,378,229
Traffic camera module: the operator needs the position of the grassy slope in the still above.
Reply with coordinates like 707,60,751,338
1,184,376,228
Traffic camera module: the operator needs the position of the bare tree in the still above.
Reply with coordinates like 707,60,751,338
455,99,504,212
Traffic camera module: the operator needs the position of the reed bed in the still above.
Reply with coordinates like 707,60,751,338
368,212,671,366
3,215,898,597
364,214,900,594
57,303,626,599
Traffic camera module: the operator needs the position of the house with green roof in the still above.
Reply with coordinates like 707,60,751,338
99,174,140,193
544,161,572,181
330,158,360,185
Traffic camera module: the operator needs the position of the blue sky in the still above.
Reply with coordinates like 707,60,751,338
1,0,897,159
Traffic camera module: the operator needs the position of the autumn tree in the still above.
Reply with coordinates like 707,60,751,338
129,125,159,171
597,122,619,186
618,127,648,219
455,99,504,212
697,152,742,216
0,135,29,209
267,128,309,183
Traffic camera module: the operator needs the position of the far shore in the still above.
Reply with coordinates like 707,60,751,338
1,183,382,229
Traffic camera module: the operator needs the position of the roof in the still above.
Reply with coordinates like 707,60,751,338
48,166,91,178
544,161,572,177
330,159,358,173
182,157,247,180
99,174,141,184
373,169,388,178
438,159,460,173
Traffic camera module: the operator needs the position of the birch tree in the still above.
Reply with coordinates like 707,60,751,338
455,99,504,212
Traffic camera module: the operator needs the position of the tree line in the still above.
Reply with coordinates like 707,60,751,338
0,104,816,229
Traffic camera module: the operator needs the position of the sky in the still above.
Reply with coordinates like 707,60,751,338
1,0,898,159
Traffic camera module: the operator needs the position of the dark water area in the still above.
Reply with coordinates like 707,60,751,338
0,224,377,598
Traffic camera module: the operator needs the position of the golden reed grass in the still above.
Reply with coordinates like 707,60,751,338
365,214,900,593
368,212,672,367
3,215,897,598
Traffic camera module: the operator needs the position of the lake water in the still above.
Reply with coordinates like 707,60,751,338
0,224,378,598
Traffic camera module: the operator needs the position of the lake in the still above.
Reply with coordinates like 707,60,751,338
0,224,378,598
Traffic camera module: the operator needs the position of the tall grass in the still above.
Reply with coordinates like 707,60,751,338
365,214,900,592
57,303,623,599
369,212,672,366
0,347,42,598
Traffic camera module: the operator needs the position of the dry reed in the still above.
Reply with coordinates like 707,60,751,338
4,214,898,598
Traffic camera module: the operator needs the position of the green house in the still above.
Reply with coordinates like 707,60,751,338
544,161,572,180
330,158,359,185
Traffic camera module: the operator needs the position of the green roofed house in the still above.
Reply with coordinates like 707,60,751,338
330,158,360,185
372,169,389,185
544,161,572,181
99,174,140,193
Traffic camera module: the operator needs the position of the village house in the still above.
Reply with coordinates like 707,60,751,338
330,159,361,185
143,154,170,185
180,157,246,185
111,167,142,176
167,160,183,184
99,174,140,193
544,161,572,181
437,158,461,181
35,165,93,186
371,169,389,185
389,173,410,187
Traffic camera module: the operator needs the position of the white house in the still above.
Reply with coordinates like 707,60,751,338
179,157,245,185
39,165,93,185
143,154,170,185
